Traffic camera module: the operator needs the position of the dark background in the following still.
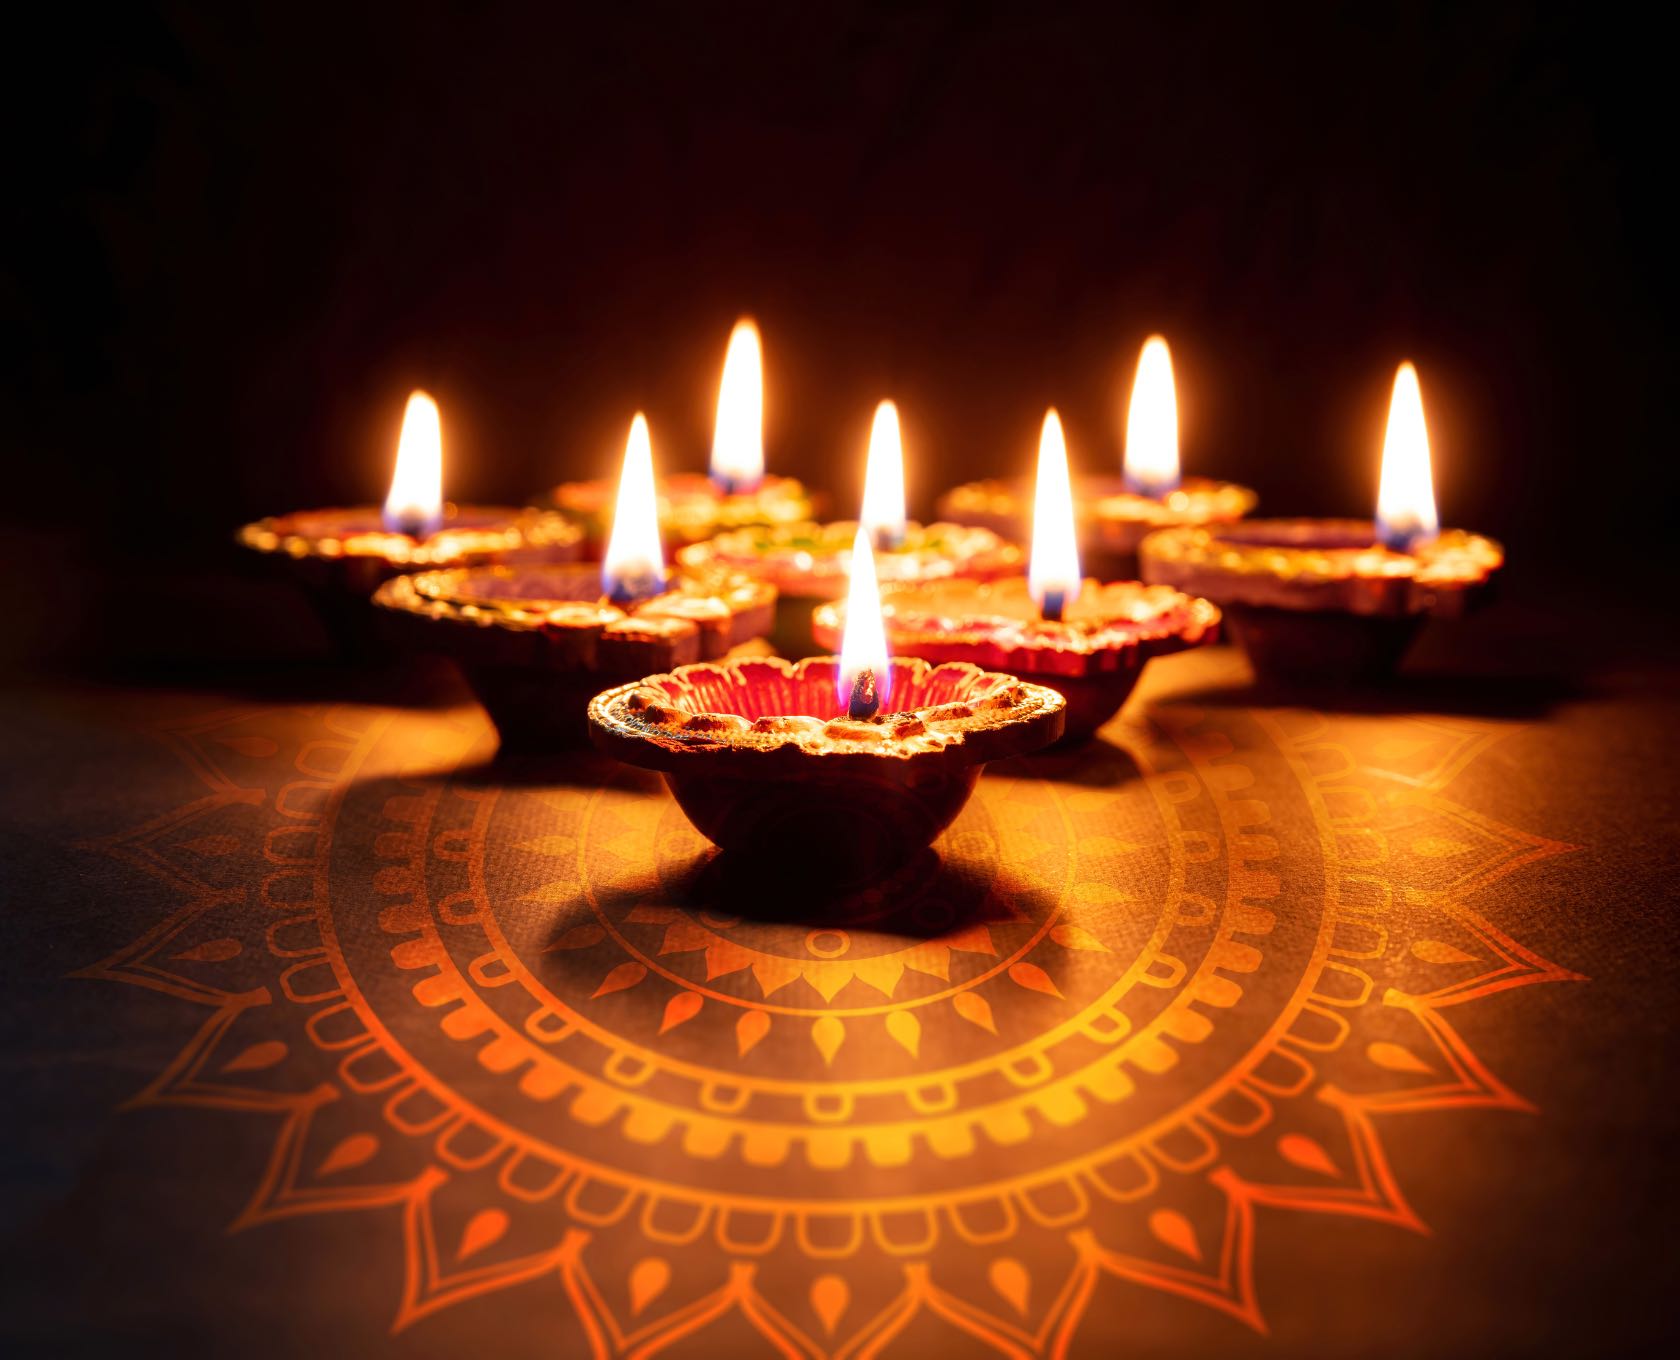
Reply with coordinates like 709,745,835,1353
1,2,1670,666
2,10,1678,1353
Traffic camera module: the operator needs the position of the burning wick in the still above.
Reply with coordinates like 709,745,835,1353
837,525,893,715
1123,336,1181,499
847,667,880,720
1028,408,1082,623
601,413,669,606
1374,361,1439,553
383,390,445,538
710,319,765,496
605,567,663,607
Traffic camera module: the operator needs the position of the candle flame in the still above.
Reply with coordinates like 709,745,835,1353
601,413,668,603
1374,361,1439,551
1124,335,1180,497
382,390,444,536
1029,409,1082,618
710,318,764,493
860,399,907,549
837,526,892,714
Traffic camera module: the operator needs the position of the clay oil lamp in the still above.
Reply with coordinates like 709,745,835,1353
1141,362,1502,684
813,410,1221,742
374,414,774,750
677,398,1022,656
937,336,1256,577
543,319,815,556
238,390,582,654
588,529,1065,879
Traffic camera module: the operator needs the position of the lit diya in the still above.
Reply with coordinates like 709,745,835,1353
238,390,582,654
814,409,1221,741
589,529,1065,879
542,319,815,555
375,414,774,750
678,398,1022,656
937,336,1256,577
1141,362,1503,683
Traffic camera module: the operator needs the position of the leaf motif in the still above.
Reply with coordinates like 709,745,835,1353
851,956,906,997
989,1258,1030,1315
456,1208,508,1262
629,1257,669,1316
659,992,703,1034
1411,836,1472,858
736,1010,771,1056
545,924,604,952
953,992,996,1034
592,961,648,998
904,943,950,981
1050,923,1109,952
705,941,754,980
1411,939,1476,965
885,1010,920,1058
659,922,711,955
752,957,804,995
946,925,997,956
316,1133,378,1178
1277,1133,1339,1177
805,963,855,1002
171,937,242,963
1367,1040,1433,1074
810,1274,849,1335
812,1015,845,1065
1008,962,1063,998
1149,1208,1201,1261
221,1040,287,1074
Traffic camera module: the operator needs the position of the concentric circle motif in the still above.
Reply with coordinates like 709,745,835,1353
79,696,1582,1352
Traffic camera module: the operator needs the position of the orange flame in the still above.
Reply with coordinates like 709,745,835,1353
382,390,444,536
1124,335,1180,497
860,399,907,550
710,318,764,493
1375,361,1439,550
837,527,891,715
601,413,668,602
1029,409,1082,618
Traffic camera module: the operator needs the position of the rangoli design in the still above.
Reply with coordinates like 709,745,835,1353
79,694,1581,1353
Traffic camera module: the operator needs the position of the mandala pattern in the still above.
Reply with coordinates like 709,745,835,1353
79,696,1582,1353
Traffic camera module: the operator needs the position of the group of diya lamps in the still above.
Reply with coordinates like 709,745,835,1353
239,321,1502,875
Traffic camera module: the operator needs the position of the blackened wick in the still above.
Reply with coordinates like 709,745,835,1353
847,667,881,720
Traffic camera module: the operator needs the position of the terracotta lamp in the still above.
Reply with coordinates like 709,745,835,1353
814,409,1221,741
589,531,1064,879
238,391,582,656
376,414,773,749
937,337,1256,577
1142,362,1502,683
542,319,814,555
677,400,1021,656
